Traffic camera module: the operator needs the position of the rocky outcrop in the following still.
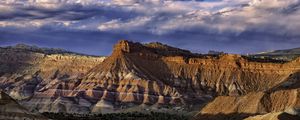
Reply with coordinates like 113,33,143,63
0,90,47,120
0,41,300,116
0,52,105,99
195,88,300,120
70,40,300,113
0,45,106,113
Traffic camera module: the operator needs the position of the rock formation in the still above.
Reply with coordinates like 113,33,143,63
0,40,300,119
0,45,106,113
0,90,47,120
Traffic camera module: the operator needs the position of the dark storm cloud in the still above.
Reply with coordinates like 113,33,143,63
0,0,300,55
0,3,142,21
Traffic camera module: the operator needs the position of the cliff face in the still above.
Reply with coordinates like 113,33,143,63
0,41,300,116
83,40,299,102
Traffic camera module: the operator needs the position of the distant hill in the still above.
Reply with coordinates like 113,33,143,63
1,43,100,57
248,47,300,61
258,47,300,55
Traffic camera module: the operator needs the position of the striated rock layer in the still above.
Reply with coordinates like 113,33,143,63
0,46,106,113
0,90,47,120
195,89,300,120
195,61,300,119
0,41,300,116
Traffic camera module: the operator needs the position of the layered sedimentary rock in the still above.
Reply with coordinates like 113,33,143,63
0,41,300,116
195,68,300,120
196,89,300,119
0,46,106,113
0,90,47,120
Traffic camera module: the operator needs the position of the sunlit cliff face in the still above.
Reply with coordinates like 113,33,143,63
1,0,300,55
1,40,300,115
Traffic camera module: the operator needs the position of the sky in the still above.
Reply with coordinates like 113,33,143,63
0,0,300,55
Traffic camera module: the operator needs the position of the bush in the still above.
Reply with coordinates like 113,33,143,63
42,112,189,120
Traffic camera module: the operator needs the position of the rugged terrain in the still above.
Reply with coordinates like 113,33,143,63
251,47,300,61
0,41,300,120
0,90,47,120
0,44,106,113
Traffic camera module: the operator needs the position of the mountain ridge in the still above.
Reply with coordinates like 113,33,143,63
0,40,300,120
1,43,103,57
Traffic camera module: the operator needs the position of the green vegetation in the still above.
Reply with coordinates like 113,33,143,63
42,112,189,120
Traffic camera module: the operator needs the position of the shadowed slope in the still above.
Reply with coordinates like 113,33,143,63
0,90,47,120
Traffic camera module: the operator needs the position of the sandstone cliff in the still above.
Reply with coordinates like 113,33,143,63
0,41,300,118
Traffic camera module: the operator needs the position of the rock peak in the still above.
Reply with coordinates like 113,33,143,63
112,40,194,57
114,40,132,52
112,40,143,54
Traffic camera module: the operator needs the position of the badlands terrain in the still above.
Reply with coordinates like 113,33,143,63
0,40,300,120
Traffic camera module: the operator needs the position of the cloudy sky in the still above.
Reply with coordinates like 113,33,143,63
0,0,300,55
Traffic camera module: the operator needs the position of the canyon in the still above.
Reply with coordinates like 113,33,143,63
0,40,300,120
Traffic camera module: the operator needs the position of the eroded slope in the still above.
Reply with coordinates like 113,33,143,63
1,41,300,116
